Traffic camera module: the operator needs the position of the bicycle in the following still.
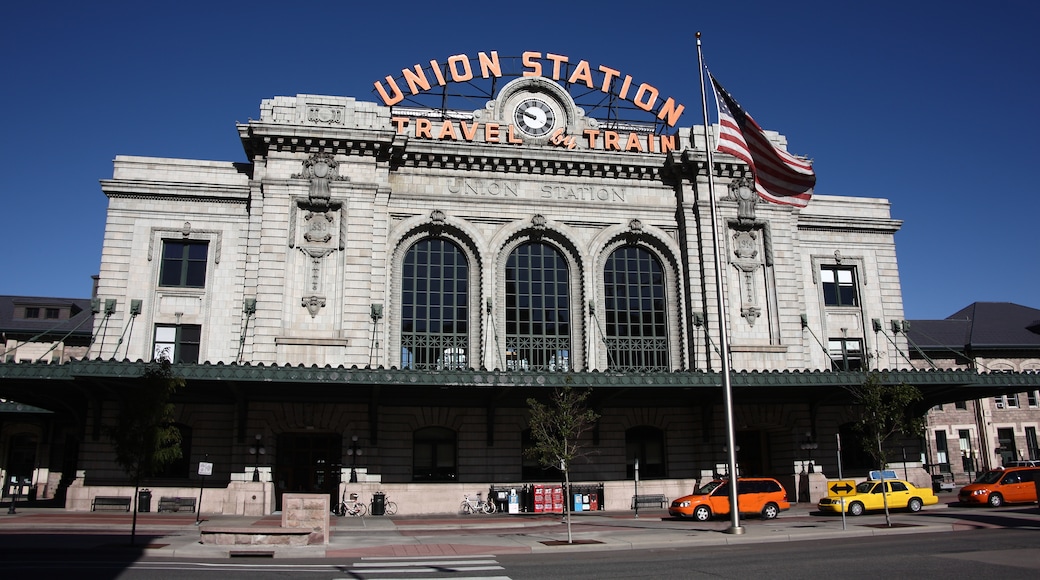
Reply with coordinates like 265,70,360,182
382,495,398,516
333,491,367,517
460,493,496,514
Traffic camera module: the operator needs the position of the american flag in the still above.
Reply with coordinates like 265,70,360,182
709,72,815,208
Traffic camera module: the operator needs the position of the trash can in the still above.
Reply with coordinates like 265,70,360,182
138,489,152,513
371,492,385,516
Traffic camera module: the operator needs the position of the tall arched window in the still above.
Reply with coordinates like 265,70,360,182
603,246,668,371
412,427,457,481
401,239,469,370
506,242,570,371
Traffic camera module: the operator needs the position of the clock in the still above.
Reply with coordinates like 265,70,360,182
513,97,556,137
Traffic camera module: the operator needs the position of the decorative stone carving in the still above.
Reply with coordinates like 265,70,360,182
292,153,346,209
732,230,758,260
731,174,756,223
301,295,326,318
741,306,761,327
306,105,345,125
532,214,547,230
304,211,334,244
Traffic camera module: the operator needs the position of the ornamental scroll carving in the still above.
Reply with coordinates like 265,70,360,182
292,153,348,209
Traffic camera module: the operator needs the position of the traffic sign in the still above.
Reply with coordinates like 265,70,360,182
828,480,856,496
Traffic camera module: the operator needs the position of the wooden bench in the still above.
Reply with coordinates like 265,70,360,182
91,496,132,511
158,496,197,513
631,494,668,509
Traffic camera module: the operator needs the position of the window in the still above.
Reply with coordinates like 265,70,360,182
159,240,208,287
1028,391,1039,408
955,400,968,410
829,338,863,371
45,308,60,319
934,430,950,473
412,427,456,482
153,324,202,363
154,424,192,479
1007,393,1020,408
24,307,40,319
400,239,469,370
995,396,1005,409
820,265,857,307
1026,427,1039,461
959,429,975,473
506,243,570,371
626,426,666,479
603,247,668,371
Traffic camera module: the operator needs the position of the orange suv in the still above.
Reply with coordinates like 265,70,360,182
957,466,1040,507
669,477,791,521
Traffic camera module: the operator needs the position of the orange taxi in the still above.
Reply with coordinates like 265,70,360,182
669,477,790,521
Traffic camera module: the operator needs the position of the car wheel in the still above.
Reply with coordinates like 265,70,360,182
907,498,923,513
988,493,1004,507
761,503,780,520
848,501,865,516
693,505,712,522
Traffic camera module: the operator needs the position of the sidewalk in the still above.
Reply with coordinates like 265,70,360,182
0,501,1016,560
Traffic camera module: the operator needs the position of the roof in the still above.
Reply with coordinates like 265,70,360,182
908,302,1040,351
0,295,94,340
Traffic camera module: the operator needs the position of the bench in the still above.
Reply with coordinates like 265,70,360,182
91,496,132,511
631,494,668,509
158,496,197,513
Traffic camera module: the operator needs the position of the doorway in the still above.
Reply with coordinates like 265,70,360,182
274,433,342,511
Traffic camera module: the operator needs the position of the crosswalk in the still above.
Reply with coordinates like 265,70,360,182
337,554,511,579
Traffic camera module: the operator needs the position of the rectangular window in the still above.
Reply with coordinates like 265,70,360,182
24,307,40,319
153,324,202,363
1028,391,1038,408
828,338,863,371
995,396,1005,409
159,240,209,287
45,308,60,319
955,400,967,410
1007,393,1019,408
820,265,858,307
934,430,950,472
1027,427,1039,461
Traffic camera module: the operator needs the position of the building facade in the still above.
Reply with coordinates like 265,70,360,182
3,53,1036,513
911,302,1040,488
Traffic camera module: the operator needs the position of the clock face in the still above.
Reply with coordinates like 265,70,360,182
514,98,556,137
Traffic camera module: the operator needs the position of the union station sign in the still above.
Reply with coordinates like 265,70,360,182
375,51,686,153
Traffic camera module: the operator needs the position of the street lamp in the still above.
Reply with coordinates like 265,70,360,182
248,434,266,482
347,435,363,483
800,433,819,473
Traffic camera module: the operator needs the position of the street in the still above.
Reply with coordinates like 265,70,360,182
2,527,1038,579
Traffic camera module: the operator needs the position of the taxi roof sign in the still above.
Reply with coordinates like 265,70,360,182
868,470,898,481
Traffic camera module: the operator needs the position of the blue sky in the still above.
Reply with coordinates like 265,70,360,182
2,1,1037,320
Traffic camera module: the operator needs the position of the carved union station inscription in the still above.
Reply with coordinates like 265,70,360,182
446,178,625,203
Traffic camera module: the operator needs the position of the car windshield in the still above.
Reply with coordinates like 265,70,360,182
974,471,1004,484
696,481,723,495
855,481,876,493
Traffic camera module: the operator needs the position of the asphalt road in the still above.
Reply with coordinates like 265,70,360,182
3,528,1038,579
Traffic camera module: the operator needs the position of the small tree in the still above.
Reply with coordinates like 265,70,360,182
526,386,600,544
846,372,926,526
102,360,184,545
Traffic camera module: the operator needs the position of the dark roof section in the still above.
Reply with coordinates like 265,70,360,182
0,295,95,343
908,302,1040,351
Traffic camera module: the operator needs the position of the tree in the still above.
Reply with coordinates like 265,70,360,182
525,386,600,544
845,372,926,526
102,360,183,545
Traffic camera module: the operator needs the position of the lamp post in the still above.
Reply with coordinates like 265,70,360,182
800,434,819,473
347,435,363,483
248,434,266,482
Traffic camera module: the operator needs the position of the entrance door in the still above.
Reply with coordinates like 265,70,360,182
274,433,342,511
735,430,767,477
997,428,1017,467
5,433,38,500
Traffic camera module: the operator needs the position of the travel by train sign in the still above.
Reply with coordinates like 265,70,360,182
375,51,687,154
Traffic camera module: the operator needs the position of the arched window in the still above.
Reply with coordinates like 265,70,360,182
401,239,469,370
506,242,570,371
412,427,457,482
603,246,668,371
626,426,666,479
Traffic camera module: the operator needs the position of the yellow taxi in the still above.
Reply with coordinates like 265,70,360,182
817,478,939,516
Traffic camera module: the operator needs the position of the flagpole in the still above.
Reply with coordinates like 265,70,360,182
696,31,743,535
